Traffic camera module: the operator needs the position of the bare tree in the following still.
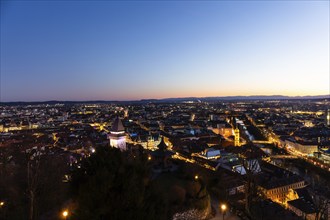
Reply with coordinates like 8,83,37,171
242,158,261,218
315,196,330,220
308,176,330,220
311,189,330,220
26,149,41,220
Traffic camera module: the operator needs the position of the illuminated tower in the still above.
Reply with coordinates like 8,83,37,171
234,127,240,147
190,113,195,122
327,109,330,126
108,117,126,151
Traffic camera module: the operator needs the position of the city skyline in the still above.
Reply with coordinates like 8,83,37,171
1,1,329,101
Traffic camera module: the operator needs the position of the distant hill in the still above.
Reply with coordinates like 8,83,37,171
141,95,330,102
0,100,119,106
1,95,329,105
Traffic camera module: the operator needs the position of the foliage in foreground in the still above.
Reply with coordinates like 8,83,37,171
70,146,167,220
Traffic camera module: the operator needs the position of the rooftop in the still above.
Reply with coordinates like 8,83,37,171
111,117,125,132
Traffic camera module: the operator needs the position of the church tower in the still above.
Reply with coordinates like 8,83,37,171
234,127,240,147
124,109,129,118
108,117,126,151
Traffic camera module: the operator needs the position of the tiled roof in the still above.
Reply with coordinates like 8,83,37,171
111,117,125,132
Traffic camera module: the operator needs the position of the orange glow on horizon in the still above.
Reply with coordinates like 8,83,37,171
112,91,330,101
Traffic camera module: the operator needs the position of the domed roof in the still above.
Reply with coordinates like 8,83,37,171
111,117,125,132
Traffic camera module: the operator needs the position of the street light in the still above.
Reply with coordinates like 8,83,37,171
220,204,227,220
62,210,69,219
194,175,199,180
0,201,5,220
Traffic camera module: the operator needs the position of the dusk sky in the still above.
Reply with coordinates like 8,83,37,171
1,1,329,101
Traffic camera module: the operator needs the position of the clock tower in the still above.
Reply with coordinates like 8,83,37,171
108,117,126,151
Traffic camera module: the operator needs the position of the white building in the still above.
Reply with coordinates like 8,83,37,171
108,117,126,151
285,139,318,156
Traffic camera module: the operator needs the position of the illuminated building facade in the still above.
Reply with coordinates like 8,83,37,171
285,188,316,220
234,128,240,146
108,117,126,151
285,139,318,156
327,109,330,126
190,113,195,122
209,122,234,138
260,178,306,204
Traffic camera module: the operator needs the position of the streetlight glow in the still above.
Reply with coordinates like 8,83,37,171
62,210,68,217
221,204,227,211
194,175,199,180
220,203,227,220
0,201,4,207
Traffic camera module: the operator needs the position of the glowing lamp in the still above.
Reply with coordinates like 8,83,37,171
221,204,227,212
62,210,69,218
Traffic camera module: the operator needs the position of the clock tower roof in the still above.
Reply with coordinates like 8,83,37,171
111,117,125,132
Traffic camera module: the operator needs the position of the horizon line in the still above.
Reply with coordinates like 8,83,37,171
1,94,330,103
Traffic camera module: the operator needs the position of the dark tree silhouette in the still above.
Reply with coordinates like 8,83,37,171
242,158,261,218
70,146,167,220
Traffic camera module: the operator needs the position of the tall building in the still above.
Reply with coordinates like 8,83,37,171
124,109,129,118
327,109,330,126
234,127,240,147
190,113,195,122
108,117,126,151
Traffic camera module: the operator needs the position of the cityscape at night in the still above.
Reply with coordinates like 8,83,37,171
0,1,329,220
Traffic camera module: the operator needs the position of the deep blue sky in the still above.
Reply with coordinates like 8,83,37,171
1,1,329,101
